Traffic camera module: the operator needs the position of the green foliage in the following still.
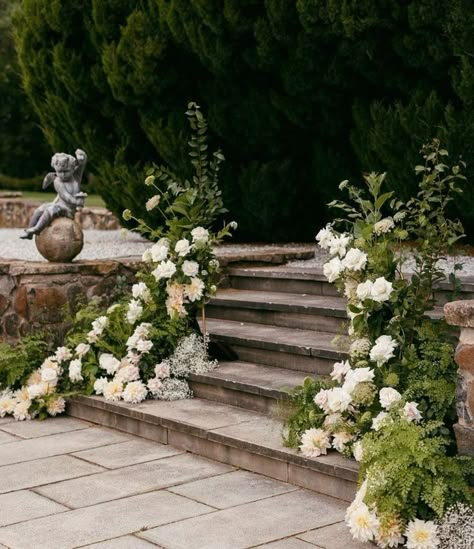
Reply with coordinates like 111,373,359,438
361,420,474,521
0,334,50,390
13,1,474,241
0,0,50,178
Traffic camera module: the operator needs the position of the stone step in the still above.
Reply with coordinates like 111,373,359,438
67,395,358,502
208,289,346,333
228,265,474,305
189,361,320,414
203,319,345,375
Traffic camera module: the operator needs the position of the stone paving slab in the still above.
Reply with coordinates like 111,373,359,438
0,490,212,549
258,538,316,548
0,417,15,425
72,438,184,469
36,453,234,508
84,535,159,548
0,455,104,493
0,431,19,444
0,490,68,527
297,521,371,548
0,417,91,439
169,470,298,509
0,426,130,466
139,490,345,549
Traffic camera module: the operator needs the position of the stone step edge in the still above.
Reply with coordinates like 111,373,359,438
67,395,357,487
227,266,474,292
209,292,347,318
189,365,324,402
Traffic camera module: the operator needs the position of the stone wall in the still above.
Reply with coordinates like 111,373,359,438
444,300,474,456
0,199,120,230
0,259,141,342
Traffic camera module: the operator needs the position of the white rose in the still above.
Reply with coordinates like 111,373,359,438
132,282,151,303
182,260,199,277
99,353,121,375
356,280,373,301
175,239,191,257
93,377,108,395
342,248,368,271
343,367,375,394
55,346,72,362
150,243,169,263
370,277,393,303
403,401,422,422
152,260,177,281
126,299,143,324
326,387,352,412
136,339,153,354
323,257,343,283
69,359,83,383
27,383,48,400
92,316,108,334
332,431,353,452
370,335,397,366
328,234,352,257
76,343,90,358
353,440,364,462
330,360,351,383
41,368,58,384
315,226,333,249
191,227,209,243
372,411,391,431
379,387,402,410
373,217,395,236
313,389,330,413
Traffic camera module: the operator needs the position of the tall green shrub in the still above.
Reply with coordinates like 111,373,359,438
0,0,50,181
13,1,474,240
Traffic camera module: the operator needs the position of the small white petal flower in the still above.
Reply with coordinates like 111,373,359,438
372,411,392,431
326,387,352,412
370,277,394,303
373,217,395,236
403,401,423,422
132,282,151,303
152,260,176,281
75,343,91,358
126,299,143,324
150,243,169,263
379,387,402,410
405,519,440,549
356,280,373,301
323,256,343,283
99,354,121,375
68,359,83,383
191,227,209,243
182,260,199,277
122,381,148,403
299,428,331,457
175,239,191,257
330,360,351,383
342,248,368,271
370,335,397,366
315,225,333,249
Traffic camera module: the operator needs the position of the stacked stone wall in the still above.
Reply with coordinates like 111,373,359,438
0,259,141,342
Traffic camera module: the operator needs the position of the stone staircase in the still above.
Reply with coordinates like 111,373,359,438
68,262,474,503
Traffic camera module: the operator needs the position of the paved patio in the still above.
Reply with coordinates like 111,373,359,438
0,416,370,549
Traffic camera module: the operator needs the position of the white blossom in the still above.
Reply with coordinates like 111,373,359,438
353,440,364,462
126,299,143,324
152,260,177,281
136,339,153,354
329,234,352,257
147,377,163,395
299,428,331,457
370,335,397,366
370,277,394,303
68,359,83,383
374,217,395,235
332,431,353,452
154,362,171,379
0,393,16,417
379,387,402,410
372,411,392,431
122,381,148,403
346,502,379,543
182,260,199,277
55,346,72,363
103,379,124,402
405,519,440,549
323,257,343,283
342,248,368,271
327,387,352,412
47,397,66,416
99,354,121,375
175,239,191,257
315,225,334,249
145,195,160,211
150,243,169,262
184,277,205,302
314,389,331,413
356,280,373,301
76,343,91,358
191,227,209,244
27,383,48,400
403,401,423,422
92,316,108,335
132,282,151,303
343,367,375,394
330,360,351,383
115,365,140,383
41,368,58,385
93,377,109,395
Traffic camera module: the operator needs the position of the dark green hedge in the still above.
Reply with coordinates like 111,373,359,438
13,1,474,241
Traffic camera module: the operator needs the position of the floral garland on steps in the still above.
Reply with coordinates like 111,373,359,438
0,103,235,422
285,141,474,548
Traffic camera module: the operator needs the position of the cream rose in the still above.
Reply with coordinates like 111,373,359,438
342,248,368,271
370,277,393,303
323,257,343,283
370,335,397,366
379,387,402,409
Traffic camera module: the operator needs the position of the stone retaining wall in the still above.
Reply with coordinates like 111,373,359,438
0,199,120,230
445,300,474,456
0,259,141,341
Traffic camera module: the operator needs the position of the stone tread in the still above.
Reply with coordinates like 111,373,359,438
69,395,358,484
210,289,347,317
204,318,347,359
190,361,319,400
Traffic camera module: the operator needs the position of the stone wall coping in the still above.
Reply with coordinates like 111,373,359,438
0,258,142,276
444,300,474,328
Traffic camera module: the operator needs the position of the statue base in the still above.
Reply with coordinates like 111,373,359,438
35,217,84,262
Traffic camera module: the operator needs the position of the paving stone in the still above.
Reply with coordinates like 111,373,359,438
257,538,316,548
0,455,104,493
0,431,18,444
0,417,91,439
83,535,159,548
0,426,130,466
297,521,372,548
36,453,233,508
169,470,297,509
0,417,15,425
0,490,68,527
139,490,345,549
73,438,184,469
0,490,212,549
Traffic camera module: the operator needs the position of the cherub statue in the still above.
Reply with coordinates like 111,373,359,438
21,149,88,239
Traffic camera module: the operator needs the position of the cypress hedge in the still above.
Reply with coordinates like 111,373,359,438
13,1,474,240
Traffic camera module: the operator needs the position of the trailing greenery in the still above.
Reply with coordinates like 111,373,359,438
284,141,473,546
12,1,474,241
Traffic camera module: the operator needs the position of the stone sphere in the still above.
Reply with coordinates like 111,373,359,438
35,217,84,262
